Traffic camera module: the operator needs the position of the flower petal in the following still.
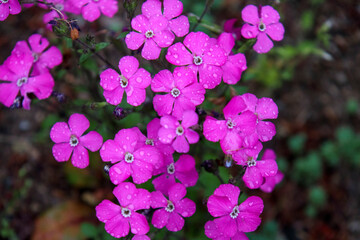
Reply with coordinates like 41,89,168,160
130,213,150,235
169,15,189,37
125,32,145,50
241,23,258,39
80,131,103,151
100,139,125,163
256,160,278,177
99,0,118,18
109,162,131,185
129,68,151,89
222,53,247,85
172,135,189,153
152,208,170,229
241,5,259,25
100,68,120,91
223,96,246,119
131,159,154,184
203,117,227,142
103,87,124,105
168,183,186,202
68,113,89,137
113,182,137,206
202,43,227,66
175,198,196,217
153,29,175,48
71,145,89,168
50,122,71,143
152,69,174,92
213,184,240,206
256,97,278,120
164,0,183,19
28,34,49,53
141,0,162,18
217,32,235,55
126,86,146,106
153,94,175,116
166,42,193,66
207,195,233,217
105,214,130,238
82,2,101,22
183,32,209,56
52,142,73,162
151,191,168,209
166,212,184,232
114,128,138,153
152,173,176,194
36,46,63,73
198,64,223,89
119,56,139,79
253,32,273,54
243,167,263,189
257,121,276,142
142,39,161,60
96,199,121,222
236,211,261,233
266,22,285,41
213,215,237,237
261,5,280,25
238,196,264,215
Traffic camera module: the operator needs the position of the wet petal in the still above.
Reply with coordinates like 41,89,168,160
50,122,71,143
119,56,139,79
71,145,89,168
169,15,189,37
166,42,193,66
142,39,161,60
68,113,89,137
253,32,273,54
82,2,101,22
100,68,120,91
52,142,73,162
80,131,103,151
125,31,145,50
261,5,280,25
241,5,259,25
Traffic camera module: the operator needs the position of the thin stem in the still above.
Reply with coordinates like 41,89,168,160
191,0,214,32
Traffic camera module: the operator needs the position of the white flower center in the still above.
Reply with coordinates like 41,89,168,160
1,0,9,3
167,163,175,175
145,30,155,39
145,138,154,146
121,207,131,218
69,135,79,147
170,87,181,98
258,22,266,32
124,152,134,163
226,119,236,129
193,56,203,66
247,158,256,167
16,77,28,87
230,206,239,219
176,125,184,136
119,75,128,88
165,201,175,213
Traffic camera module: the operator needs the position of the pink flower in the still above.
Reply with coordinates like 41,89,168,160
259,149,283,193
205,220,249,240
216,33,247,85
224,18,242,41
12,34,63,75
151,183,196,231
0,0,21,21
207,184,263,238
151,67,205,118
241,5,285,54
96,182,151,238
232,145,278,189
42,1,81,29
100,128,161,185
166,32,227,89
132,235,150,240
203,96,257,154
0,47,54,109
158,111,199,153
152,154,198,195
100,56,151,106
70,0,118,22
141,0,189,37
50,113,103,169
125,13,175,60
241,93,278,143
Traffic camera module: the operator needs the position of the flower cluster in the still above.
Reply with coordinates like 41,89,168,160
0,34,62,109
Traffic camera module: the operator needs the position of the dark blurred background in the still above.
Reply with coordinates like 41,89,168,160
0,0,360,239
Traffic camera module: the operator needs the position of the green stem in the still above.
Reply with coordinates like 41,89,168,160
191,0,214,32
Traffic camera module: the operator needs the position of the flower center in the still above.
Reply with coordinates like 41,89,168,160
247,157,256,167
16,77,28,87
145,30,155,39
170,87,181,98
69,135,79,147
230,206,239,219
165,201,175,213
226,119,236,129
167,163,175,175
145,138,154,146
121,207,132,218
176,125,184,136
193,56,203,66
1,0,9,3
55,3,64,11
258,22,266,32
119,75,128,88
124,152,134,163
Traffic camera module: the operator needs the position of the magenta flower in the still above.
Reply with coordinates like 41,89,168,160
0,48,54,109
152,67,205,118
203,96,257,154
224,18,242,41
152,154,198,195
241,93,278,143
141,0,189,37
100,56,151,106
232,145,278,189
96,182,151,238
70,0,118,22
132,235,150,240
216,33,247,85
205,220,249,240
158,111,199,153
151,183,196,232
12,34,63,75
166,32,227,89
207,184,264,238
125,13,175,60
100,128,161,185
50,113,103,169
0,0,21,21
241,5,285,53
259,149,283,193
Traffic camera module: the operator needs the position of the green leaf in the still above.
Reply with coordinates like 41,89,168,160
95,42,110,52
81,223,98,238
116,31,130,39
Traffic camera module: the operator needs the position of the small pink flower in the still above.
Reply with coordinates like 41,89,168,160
96,182,151,238
205,220,249,240
151,183,196,232
207,184,264,238
70,0,118,22
232,145,278,189
42,1,82,29
141,0,189,37
12,33,63,75
50,113,103,169
259,149,283,193
132,235,150,240
152,154,198,195
215,33,247,85
158,111,199,153
203,96,257,154
0,0,21,21
152,67,205,118
0,48,54,109
224,18,242,41
241,5,285,53
166,32,227,89
125,13,175,60
100,56,151,106
100,128,161,185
